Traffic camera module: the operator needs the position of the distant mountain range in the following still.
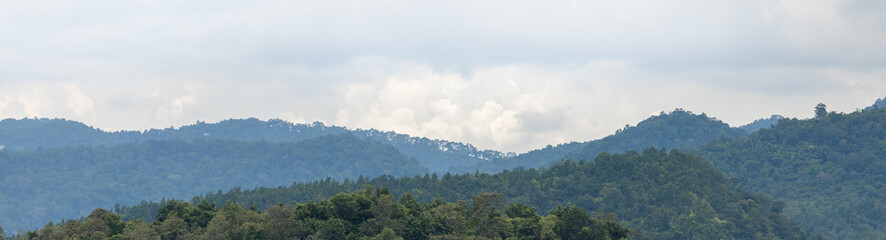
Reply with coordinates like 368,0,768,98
0,118,506,172
0,134,427,233
0,109,761,232
5,97,886,238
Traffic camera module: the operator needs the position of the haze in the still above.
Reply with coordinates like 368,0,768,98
1,0,885,152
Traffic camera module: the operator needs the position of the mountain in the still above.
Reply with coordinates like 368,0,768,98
864,97,886,110
0,134,425,234
19,191,630,240
699,107,886,239
739,115,785,133
120,149,807,239
454,109,747,173
449,141,588,173
0,118,504,172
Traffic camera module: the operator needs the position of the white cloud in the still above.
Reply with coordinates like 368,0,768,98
0,58,884,152
64,84,94,117
0,1,884,152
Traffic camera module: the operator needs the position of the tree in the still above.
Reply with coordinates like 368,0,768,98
815,103,827,120
370,228,404,240
469,193,508,239
551,205,591,240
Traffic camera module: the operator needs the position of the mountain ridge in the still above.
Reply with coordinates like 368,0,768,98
452,109,748,173
0,134,426,233
0,117,506,172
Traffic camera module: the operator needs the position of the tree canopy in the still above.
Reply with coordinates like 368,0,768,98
700,107,886,239
118,149,805,239
13,190,630,240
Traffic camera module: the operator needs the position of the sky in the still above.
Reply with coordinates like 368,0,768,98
1,0,885,153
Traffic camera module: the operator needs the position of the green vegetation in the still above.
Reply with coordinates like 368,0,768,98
119,149,805,239
13,190,630,240
700,107,886,239
0,134,425,234
459,109,747,173
564,109,746,162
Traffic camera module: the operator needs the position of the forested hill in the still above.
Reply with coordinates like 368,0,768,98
120,149,807,239
454,109,747,173
0,134,425,234
700,107,886,239
0,118,504,172
18,191,630,240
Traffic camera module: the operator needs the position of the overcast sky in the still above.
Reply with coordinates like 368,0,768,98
1,0,885,153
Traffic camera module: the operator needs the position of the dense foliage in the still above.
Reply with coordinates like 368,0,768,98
738,115,784,133
457,109,747,173
119,149,806,239
700,107,886,239
564,109,746,162
13,190,630,240
0,118,500,172
0,134,425,234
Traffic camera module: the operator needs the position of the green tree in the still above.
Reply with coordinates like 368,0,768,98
120,221,157,240
157,215,188,240
469,193,508,239
265,204,302,240
551,205,592,240
369,228,404,240
815,103,827,120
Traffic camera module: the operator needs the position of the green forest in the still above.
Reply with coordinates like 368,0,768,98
0,134,425,233
117,149,807,239
5,102,886,239
699,107,886,239
7,190,630,240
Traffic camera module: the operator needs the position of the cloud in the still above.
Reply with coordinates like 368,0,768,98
64,84,94,117
0,1,884,152
0,57,884,152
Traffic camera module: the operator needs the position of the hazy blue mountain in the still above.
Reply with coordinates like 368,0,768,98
453,109,747,173
864,97,886,110
700,107,886,239
0,134,425,234
0,118,503,172
739,114,785,133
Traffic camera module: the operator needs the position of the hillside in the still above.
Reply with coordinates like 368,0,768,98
16,191,630,240
120,149,807,239
0,134,425,233
455,109,747,173
739,115,785,133
0,118,502,172
700,107,886,239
